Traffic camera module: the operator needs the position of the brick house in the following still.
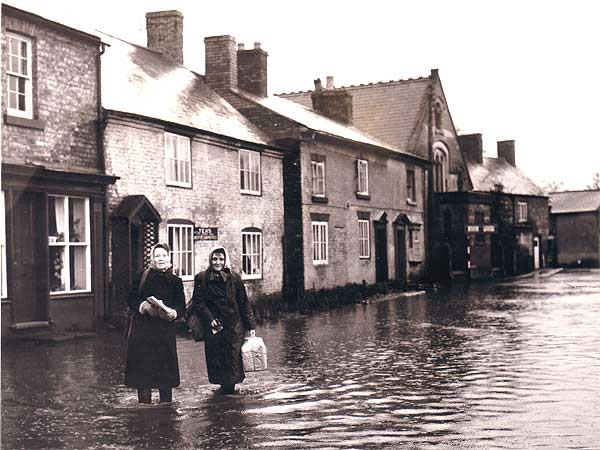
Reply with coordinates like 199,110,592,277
460,134,550,276
549,190,600,267
100,11,285,321
198,36,429,300
1,5,117,336
280,70,474,282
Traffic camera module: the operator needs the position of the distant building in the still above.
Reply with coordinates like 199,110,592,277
1,5,116,337
549,190,600,267
460,134,550,276
101,11,285,322
199,37,429,299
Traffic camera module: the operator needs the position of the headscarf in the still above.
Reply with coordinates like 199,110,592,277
150,242,173,272
208,246,230,270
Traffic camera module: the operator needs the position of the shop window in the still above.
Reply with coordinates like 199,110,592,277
312,221,328,264
242,229,262,279
358,219,370,258
7,33,33,119
240,149,261,194
165,132,191,187
1,192,7,299
168,223,194,280
48,196,90,293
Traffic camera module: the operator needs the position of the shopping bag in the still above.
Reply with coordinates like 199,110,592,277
184,307,206,342
241,336,268,372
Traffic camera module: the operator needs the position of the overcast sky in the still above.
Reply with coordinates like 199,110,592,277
8,0,600,191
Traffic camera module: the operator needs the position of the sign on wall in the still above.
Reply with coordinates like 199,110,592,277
194,227,218,241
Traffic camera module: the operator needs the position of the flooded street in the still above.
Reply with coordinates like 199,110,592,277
2,269,599,449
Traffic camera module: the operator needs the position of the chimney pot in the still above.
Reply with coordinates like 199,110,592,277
314,78,323,92
238,43,245,50
497,140,516,167
311,81,353,124
254,42,261,49
326,76,334,89
236,40,268,97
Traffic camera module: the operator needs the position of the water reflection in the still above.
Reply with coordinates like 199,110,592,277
2,270,599,449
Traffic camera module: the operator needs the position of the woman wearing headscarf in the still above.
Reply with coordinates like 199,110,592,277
190,246,256,394
124,242,185,404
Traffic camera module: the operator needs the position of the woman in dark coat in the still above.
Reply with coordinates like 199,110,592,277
190,246,256,394
125,243,185,404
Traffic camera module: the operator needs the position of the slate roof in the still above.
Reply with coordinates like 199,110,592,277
278,77,430,151
99,32,271,146
467,157,546,196
233,89,417,158
550,190,600,214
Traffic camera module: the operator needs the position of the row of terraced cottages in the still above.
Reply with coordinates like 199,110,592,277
1,5,549,337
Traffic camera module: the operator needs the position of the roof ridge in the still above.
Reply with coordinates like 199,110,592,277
276,75,430,96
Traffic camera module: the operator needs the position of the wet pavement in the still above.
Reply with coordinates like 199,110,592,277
2,269,599,449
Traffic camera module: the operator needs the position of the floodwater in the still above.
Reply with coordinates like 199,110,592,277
2,269,599,449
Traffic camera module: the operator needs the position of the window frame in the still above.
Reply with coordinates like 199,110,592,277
311,221,328,265
311,160,326,197
358,219,370,259
167,223,195,281
48,195,91,295
241,230,263,280
406,168,416,204
1,191,7,299
164,132,192,188
517,201,528,223
6,32,33,119
239,149,262,195
357,159,369,195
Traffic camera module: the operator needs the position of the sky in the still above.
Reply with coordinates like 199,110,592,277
6,0,600,191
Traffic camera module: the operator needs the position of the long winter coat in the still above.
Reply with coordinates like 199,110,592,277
124,269,185,389
190,267,256,386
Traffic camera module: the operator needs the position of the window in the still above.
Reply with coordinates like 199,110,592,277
433,144,448,192
168,223,194,280
474,210,485,224
358,220,370,258
312,221,328,264
240,150,261,194
518,202,528,223
242,229,262,279
407,168,416,203
7,33,33,118
311,160,325,197
165,132,191,187
1,192,7,299
408,229,414,249
357,159,369,195
48,196,90,293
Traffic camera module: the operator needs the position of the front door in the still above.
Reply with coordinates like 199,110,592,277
533,236,540,270
395,228,406,283
374,221,388,282
11,191,47,323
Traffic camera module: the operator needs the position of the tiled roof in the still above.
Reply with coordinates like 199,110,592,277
467,157,545,196
234,89,417,158
550,190,600,214
99,32,270,146
278,78,430,150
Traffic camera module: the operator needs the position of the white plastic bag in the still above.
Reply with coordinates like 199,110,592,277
241,336,268,372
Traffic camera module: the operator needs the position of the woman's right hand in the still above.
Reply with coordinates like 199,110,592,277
139,301,159,317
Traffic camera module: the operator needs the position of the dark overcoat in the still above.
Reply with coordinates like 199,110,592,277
124,269,185,389
190,268,256,386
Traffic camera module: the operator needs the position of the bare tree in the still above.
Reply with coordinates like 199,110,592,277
587,172,600,190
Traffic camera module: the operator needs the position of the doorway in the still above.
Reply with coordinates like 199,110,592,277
533,236,540,270
374,220,388,282
395,227,406,284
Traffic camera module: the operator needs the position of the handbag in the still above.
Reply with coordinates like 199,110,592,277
241,336,268,372
185,306,206,342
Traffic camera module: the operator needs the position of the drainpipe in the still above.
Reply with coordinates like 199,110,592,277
96,42,107,173
426,81,434,281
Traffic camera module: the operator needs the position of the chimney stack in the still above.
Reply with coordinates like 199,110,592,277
204,35,238,92
146,10,184,65
458,133,483,164
311,77,353,124
497,140,516,167
237,41,268,97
